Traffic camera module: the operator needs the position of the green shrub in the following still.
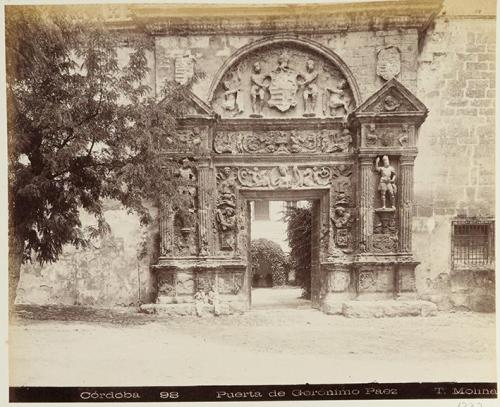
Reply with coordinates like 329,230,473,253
250,238,287,287
284,205,312,298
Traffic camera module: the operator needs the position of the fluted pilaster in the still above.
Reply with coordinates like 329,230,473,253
359,156,374,252
197,164,214,256
398,156,415,253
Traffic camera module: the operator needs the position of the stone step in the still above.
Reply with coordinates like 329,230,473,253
324,300,438,318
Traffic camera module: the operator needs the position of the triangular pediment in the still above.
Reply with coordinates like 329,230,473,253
184,91,216,117
353,79,428,117
160,90,216,119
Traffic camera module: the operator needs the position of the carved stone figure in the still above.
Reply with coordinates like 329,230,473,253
216,206,237,250
250,62,269,117
380,131,394,147
375,155,397,209
217,166,237,207
177,157,196,183
267,51,299,112
338,128,353,151
323,80,349,117
372,234,398,253
270,165,292,188
331,165,353,206
213,132,238,154
398,123,409,146
172,158,198,255
366,123,378,146
332,206,353,250
383,95,400,112
299,59,319,117
222,72,244,115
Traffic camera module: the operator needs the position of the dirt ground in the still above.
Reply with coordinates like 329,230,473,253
9,288,497,386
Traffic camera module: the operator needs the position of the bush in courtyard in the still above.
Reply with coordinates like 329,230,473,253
284,205,312,299
250,239,287,287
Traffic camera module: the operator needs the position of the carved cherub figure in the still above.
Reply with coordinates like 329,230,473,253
374,155,397,209
383,95,400,112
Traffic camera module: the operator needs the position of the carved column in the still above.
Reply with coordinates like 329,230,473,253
359,156,374,252
197,162,214,256
398,155,415,253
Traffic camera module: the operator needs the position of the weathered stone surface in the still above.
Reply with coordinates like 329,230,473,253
342,300,437,318
14,3,495,314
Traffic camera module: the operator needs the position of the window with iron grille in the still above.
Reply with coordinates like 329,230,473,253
451,218,495,270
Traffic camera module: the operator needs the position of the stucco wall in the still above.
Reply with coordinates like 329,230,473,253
16,202,157,306
413,8,495,311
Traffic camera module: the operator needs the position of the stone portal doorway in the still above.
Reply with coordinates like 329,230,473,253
146,37,429,317
242,191,325,310
249,199,311,310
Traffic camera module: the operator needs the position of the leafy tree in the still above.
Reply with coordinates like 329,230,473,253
284,205,312,298
250,238,288,287
6,7,194,312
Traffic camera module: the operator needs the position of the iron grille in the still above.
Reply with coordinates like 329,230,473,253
452,219,494,269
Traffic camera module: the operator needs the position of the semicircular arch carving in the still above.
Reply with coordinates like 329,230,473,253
208,35,361,119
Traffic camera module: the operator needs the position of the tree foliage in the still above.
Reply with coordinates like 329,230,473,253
6,7,193,267
284,205,312,298
250,238,288,287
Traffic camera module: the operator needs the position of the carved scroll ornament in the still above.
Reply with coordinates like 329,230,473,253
236,166,333,188
213,129,352,154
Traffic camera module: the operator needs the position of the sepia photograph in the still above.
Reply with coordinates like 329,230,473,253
2,0,498,404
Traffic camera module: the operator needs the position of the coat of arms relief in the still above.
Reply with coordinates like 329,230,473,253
212,46,355,118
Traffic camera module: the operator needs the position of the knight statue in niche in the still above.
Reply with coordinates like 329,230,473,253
298,59,319,117
375,155,397,209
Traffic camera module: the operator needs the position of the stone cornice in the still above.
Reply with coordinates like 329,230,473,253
133,1,444,35
44,1,443,35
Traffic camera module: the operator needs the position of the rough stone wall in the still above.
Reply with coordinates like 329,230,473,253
16,203,157,306
413,7,495,311
156,30,418,103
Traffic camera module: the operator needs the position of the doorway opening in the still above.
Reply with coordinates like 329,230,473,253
249,200,312,310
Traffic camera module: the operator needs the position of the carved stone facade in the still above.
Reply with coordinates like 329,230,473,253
211,44,357,119
153,62,428,313
16,2,495,314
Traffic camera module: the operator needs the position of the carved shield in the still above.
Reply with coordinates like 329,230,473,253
376,46,401,81
267,70,299,112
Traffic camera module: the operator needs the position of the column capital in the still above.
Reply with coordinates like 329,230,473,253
359,156,374,165
400,155,417,165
